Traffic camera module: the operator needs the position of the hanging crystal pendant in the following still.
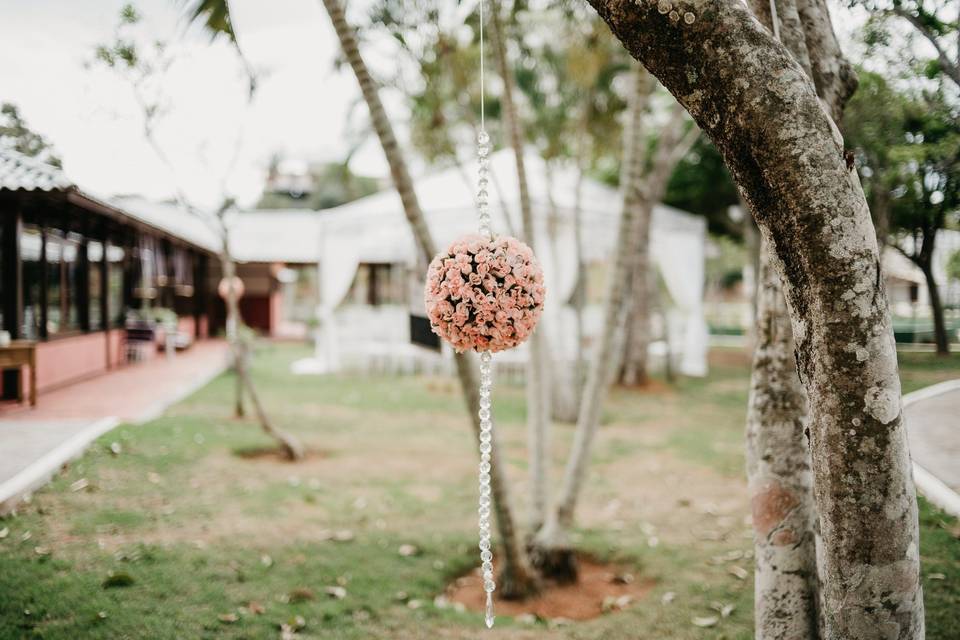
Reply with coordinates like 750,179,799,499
476,128,495,628
477,349,495,628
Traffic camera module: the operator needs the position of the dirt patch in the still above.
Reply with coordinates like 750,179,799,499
446,556,654,621
614,377,674,395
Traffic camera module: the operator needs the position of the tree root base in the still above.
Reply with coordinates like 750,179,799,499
529,544,579,585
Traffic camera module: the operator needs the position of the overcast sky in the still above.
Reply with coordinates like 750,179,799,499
0,0,866,210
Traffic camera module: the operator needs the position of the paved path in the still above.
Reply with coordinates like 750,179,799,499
904,380,960,517
0,341,230,513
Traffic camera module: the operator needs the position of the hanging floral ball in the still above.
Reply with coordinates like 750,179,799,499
424,234,546,353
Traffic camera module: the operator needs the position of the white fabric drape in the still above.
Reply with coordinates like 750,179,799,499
651,226,708,376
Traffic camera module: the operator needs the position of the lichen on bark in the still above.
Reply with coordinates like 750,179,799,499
583,1,924,637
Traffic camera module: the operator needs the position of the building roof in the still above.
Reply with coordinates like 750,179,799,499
108,195,222,254
0,144,72,191
227,210,322,264
0,147,220,254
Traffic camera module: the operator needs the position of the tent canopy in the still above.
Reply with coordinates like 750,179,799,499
293,148,709,376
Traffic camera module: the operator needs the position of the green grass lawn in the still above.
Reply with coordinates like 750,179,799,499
0,345,957,639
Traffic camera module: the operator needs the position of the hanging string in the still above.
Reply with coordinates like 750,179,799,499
479,0,485,129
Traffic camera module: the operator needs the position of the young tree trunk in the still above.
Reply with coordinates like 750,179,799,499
587,2,924,637
620,103,699,385
529,64,653,582
920,261,950,356
746,244,819,639
320,0,537,598
220,253,305,460
488,0,553,533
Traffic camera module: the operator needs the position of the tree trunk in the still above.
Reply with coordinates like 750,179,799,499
529,64,652,582
587,2,924,637
320,0,537,598
221,254,304,460
746,243,819,639
620,103,698,386
488,0,553,533
920,261,950,356
742,2,819,636
794,0,858,123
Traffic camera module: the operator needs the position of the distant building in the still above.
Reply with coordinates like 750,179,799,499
0,148,217,400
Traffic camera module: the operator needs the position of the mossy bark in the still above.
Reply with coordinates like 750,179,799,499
585,1,924,637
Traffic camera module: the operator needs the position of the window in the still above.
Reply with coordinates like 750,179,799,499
107,242,126,327
21,225,42,340
88,240,104,330
44,229,82,335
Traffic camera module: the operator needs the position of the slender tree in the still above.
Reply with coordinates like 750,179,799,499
98,3,304,459
487,0,554,533
319,0,538,598
586,1,924,637
531,65,698,579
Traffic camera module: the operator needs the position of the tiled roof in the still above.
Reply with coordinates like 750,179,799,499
0,145,73,192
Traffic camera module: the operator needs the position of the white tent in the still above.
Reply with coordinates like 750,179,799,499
298,149,708,376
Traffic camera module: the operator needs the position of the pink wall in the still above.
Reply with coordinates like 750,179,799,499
12,318,210,399
32,332,111,393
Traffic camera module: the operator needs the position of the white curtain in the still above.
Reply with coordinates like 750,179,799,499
317,220,361,370
651,228,709,377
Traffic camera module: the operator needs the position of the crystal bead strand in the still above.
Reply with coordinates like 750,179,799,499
477,130,491,240
476,0,495,628
477,350,495,628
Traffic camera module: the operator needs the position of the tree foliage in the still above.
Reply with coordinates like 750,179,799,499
0,103,62,168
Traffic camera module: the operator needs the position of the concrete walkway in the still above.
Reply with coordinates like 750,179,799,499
904,380,960,517
0,341,230,514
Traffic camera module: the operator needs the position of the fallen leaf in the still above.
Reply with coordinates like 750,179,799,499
728,565,749,580
928,573,946,581
407,599,424,610
247,601,266,615
398,544,420,557
218,613,238,623
661,591,676,604
33,546,50,556
288,587,315,603
610,572,634,584
433,595,450,609
109,442,122,456
70,478,89,492
261,554,273,567
20,531,31,542
324,586,347,600
0,527,8,539
693,616,719,627
102,572,135,588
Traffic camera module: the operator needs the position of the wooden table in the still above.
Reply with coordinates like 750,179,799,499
0,340,37,407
